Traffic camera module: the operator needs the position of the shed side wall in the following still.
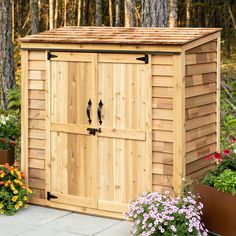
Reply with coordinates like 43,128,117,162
185,40,217,182
151,54,174,193
27,51,47,203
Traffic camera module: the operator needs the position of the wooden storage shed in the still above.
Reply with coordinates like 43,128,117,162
20,27,221,218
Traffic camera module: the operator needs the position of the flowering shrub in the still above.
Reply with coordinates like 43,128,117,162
0,114,20,151
203,148,236,195
125,191,208,236
0,163,32,215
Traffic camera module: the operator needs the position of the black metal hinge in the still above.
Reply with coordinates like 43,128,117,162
47,192,58,201
136,54,149,64
47,52,58,60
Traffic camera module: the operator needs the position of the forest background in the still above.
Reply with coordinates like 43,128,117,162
0,0,235,150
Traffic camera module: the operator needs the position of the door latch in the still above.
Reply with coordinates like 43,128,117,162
87,128,101,135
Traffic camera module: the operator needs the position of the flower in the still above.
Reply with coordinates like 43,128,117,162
12,196,18,202
214,153,222,160
0,163,32,215
223,149,231,156
125,191,207,235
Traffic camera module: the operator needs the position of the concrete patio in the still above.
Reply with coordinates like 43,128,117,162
0,205,132,236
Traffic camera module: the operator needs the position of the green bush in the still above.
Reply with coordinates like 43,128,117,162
213,169,236,195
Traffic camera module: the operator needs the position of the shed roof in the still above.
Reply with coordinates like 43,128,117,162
20,27,220,45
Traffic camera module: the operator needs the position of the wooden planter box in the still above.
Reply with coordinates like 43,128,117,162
0,150,15,165
194,183,236,236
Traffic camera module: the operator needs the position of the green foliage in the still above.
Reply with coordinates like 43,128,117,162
0,163,32,215
213,169,236,195
202,148,236,195
220,61,236,148
0,114,20,150
7,87,21,114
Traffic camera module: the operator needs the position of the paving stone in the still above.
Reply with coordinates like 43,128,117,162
95,221,132,236
43,213,120,235
0,220,32,236
0,205,70,226
16,226,82,236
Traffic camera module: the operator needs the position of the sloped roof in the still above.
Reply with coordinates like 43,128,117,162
20,26,220,45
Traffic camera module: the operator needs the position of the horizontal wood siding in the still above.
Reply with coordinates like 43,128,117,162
185,40,217,182
28,51,46,200
151,55,174,193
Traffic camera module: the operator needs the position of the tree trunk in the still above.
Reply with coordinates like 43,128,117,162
186,0,191,26
64,0,67,26
78,0,82,25
141,0,168,27
31,0,39,33
109,0,113,26
115,0,121,26
169,0,177,27
125,0,136,27
54,0,59,28
49,0,54,30
0,0,16,109
95,0,102,26
12,0,14,41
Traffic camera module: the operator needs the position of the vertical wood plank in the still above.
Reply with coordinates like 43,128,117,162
45,51,51,199
146,54,152,192
216,33,221,152
21,50,29,182
173,52,185,194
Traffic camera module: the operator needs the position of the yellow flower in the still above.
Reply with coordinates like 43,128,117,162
0,204,3,209
24,204,29,209
18,176,22,180
0,209,4,214
19,181,23,186
10,171,14,175
11,187,16,191
15,204,20,210
27,188,32,194
23,196,28,201
4,183,8,187
12,196,18,202
14,179,19,184
0,174,4,178
18,201,23,207
13,190,18,194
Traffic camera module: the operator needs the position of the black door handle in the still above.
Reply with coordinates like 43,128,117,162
87,99,92,124
97,100,103,125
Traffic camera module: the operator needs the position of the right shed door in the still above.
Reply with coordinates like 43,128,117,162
96,54,152,213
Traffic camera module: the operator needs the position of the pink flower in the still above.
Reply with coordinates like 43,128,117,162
223,149,231,156
204,154,213,160
214,152,222,160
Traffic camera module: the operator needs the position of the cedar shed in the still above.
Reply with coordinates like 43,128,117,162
20,27,221,219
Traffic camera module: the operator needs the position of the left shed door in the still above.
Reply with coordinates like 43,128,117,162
48,52,98,208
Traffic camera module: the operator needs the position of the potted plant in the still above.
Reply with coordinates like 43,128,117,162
124,191,208,236
194,145,236,236
0,114,20,165
0,162,32,215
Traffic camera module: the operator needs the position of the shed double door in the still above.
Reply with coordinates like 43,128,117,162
48,52,151,214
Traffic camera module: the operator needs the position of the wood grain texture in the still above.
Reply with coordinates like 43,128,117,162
20,27,220,45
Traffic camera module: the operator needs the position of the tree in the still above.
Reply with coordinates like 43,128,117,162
64,0,67,26
186,0,191,27
78,0,82,26
49,0,54,30
141,0,168,27
115,0,121,26
31,0,39,33
96,0,102,26
169,0,177,27
0,0,16,109
125,0,136,27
